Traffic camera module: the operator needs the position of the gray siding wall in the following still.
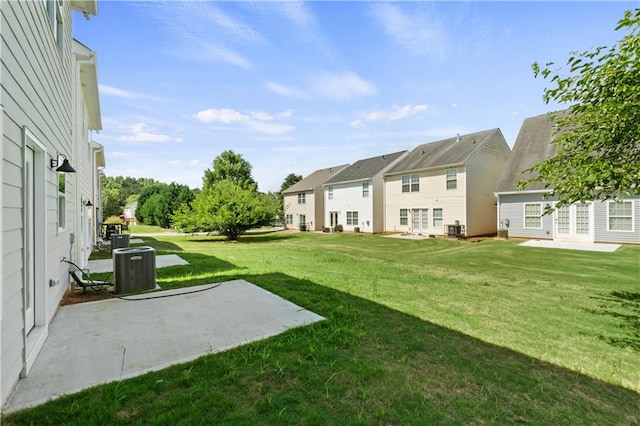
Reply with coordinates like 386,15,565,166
497,193,554,239
1,0,75,404
593,196,640,244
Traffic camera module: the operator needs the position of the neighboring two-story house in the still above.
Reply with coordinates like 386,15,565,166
283,165,348,231
383,129,511,237
1,0,101,407
323,152,407,233
495,112,639,244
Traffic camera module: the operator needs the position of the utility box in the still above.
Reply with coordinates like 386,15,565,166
111,233,130,251
112,246,156,294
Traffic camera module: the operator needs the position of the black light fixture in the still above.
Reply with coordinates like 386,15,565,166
83,199,93,207
50,154,76,173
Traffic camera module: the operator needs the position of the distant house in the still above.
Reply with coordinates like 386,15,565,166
323,151,408,233
282,165,348,231
495,112,639,244
383,129,511,237
124,200,138,226
0,0,101,407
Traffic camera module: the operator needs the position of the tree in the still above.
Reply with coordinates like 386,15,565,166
203,150,257,191
521,9,640,208
279,173,303,193
136,182,195,228
172,180,269,240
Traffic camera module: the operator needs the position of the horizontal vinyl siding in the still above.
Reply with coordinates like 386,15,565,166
497,193,554,239
2,0,75,405
325,181,373,232
384,170,466,235
283,191,315,230
594,197,640,244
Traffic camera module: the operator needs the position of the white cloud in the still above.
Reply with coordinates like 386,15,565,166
365,104,428,122
189,159,201,166
246,121,295,135
351,119,366,129
370,3,446,58
121,123,171,143
99,84,135,99
311,71,376,102
195,108,296,135
194,108,249,123
266,82,309,99
250,111,274,122
99,84,159,101
276,109,295,119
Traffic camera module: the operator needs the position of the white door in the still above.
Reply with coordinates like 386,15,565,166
555,203,593,242
25,147,35,332
411,209,429,234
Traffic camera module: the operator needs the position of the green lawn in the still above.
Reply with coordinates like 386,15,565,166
5,231,640,424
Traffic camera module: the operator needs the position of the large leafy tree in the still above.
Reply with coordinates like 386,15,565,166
202,150,257,191
522,9,640,207
136,182,195,228
102,175,157,217
172,180,269,240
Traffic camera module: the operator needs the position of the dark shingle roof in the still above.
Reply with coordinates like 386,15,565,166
324,151,407,184
384,128,504,175
282,164,349,194
495,112,564,193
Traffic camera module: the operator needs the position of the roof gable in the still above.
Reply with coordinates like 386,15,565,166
324,151,407,184
384,128,504,175
282,164,349,194
495,111,565,193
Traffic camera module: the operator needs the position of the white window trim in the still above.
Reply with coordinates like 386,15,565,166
523,203,543,229
362,182,369,198
607,200,634,232
298,193,306,204
432,208,443,228
400,208,408,226
328,186,333,200
446,168,457,190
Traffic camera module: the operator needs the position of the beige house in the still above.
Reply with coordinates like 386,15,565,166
1,0,100,408
383,129,511,237
283,165,348,231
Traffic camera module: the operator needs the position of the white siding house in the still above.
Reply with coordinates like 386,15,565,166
283,165,348,231
383,129,511,237
1,0,100,408
495,112,640,244
323,152,407,233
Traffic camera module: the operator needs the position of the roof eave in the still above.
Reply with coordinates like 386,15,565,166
384,162,465,178
71,0,98,18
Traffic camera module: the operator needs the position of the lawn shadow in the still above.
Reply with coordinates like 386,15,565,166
157,252,242,289
217,272,640,424
187,231,297,244
5,272,639,424
589,290,640,352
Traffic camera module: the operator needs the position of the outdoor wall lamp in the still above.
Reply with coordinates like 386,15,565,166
50,154,76,173
83,199,93,207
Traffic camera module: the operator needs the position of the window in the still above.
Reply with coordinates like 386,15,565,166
346,211,359,226
433,208,443,228
608,201,633,231
400,209,408,226
328,186,333,200
298,193,306,204
299,214,306,226
524,203,542,228
44,0,64,54
446,169,457,190
58,173,66,230
362,182,369,198
285,214,293,225
402,174,419,192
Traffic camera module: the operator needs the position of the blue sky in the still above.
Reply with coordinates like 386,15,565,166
73,1,638,192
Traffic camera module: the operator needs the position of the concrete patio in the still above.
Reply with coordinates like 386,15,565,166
3,280,324,413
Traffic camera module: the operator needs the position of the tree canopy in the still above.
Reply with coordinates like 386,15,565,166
279,173,303,193
101,176,157,217
203,150,257,191
522,8,640,207
172,180,270,240
136,182,195,228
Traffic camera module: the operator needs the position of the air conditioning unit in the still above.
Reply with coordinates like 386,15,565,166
112,246,156,294
110,233,130,251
